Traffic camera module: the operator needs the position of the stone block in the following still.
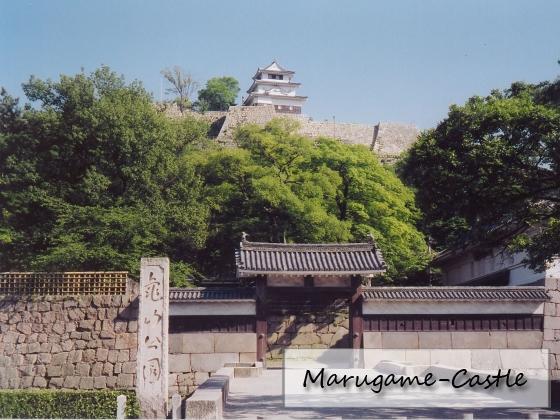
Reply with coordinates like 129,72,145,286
61,340,74,352
83,349,96,362
107,350,119,363
100,330,115,339
114,320,128,333
16,323,32,335
49,377,63,388
381,332,419,349
115,333,135,350
186,390,223,420
79,377,94,389
183,333,215,354
38,353,52,364
418,332,452,349
169,334,183,354
239,352,257,363
47,365,62,377
116,373,134,388
20,376,33,388
545,302,557,316
489,331,508,348
32,376,47,388
214,333,256,353
234,366,262,378
94,376,107,389
51,352,68,365
76,362,91,376
39,342,51,353
451,332,490,349
68,349,82,363
106,376,117,388
35,365,46,376
62,376,80,389
96,348,108,361
320,333,334,346
128,320,138,333
507,331,543,349
363,332,382,349
27,342,41,353
63,363,75,376
122,361,136,374
290,333,320,345
103,362,114,376
544,316,560,330
169,354,190,373
117,350,130,362
191,353,238,373
91,362,104,377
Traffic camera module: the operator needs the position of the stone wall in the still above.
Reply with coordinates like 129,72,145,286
0,289,138,390
266,308,350,363
165,105,420,158
168,332,256,396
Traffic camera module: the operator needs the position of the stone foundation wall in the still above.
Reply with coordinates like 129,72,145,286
363,330,543,349
544,275,560,403
0,288,138,390
195,105,419,158
168,332,256,396
266,309,350,362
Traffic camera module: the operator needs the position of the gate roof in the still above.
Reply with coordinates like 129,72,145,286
235,236,386,277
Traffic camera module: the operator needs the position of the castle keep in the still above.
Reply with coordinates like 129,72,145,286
165,61,419,161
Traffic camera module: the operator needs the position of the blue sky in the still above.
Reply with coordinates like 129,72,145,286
1,0,559,128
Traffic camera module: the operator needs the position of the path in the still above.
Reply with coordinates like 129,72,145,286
224,369,560,419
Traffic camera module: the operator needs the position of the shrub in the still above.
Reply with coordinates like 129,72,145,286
0,389,139,419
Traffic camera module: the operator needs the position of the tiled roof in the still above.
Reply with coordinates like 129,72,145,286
169,288,255,302
362,287,548,301
236,238,386,277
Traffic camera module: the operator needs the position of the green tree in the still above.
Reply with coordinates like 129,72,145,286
0,67,210,284
190,119,429,280
399,78,560,270
195,76,239,111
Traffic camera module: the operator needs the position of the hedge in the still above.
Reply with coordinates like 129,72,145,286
0,389,140,419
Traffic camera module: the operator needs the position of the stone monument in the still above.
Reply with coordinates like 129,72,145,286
137,257,170,418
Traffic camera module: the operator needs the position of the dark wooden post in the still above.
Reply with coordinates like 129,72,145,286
255,275,267,363
350,275,363,349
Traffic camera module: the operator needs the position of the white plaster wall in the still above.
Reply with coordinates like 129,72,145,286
170,301,256,316
362,301,544,315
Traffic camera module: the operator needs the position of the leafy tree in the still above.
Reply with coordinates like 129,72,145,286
0,67,210,284
1,68,428,284
161,66,198,112
190,119,429,281
195,76,239,111
399,78,560,270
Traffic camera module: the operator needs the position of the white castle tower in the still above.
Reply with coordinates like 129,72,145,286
242,61,307,114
